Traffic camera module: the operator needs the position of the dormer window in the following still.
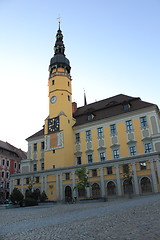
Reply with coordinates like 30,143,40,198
87,114,94,121
123,103,131,110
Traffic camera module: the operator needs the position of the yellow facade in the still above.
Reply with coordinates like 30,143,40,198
10,26,160,202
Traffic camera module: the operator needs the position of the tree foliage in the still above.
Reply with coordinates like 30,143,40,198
123,164,133,198
75,167,90,191
10,188,24,203
123,164,133,184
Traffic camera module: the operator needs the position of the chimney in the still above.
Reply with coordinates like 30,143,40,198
72,102,77,113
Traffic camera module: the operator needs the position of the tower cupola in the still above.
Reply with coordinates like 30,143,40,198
49,24,71,74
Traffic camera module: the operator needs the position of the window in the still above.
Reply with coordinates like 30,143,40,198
33,164,37,171
1,182,4,188
110,124,117,134
86,130,92,140
34,143,37,152
65,173,70,180
2,171,5,178
126,120,133,131
87,114,94,121
26,178,29,184
7,161,9,167
6,172,9,178
140,161,147,170
97,127,104,138
36,177,39,183
41,142,44,150
41,162,44,170
88,154,93,163
7,182,9,189
92,169,97,177
140,116,148,127
75,133,80,143
123,164,129,173
113,149,119,159
145,143,152,153
68,81,69,86
52,80,55,85
129,146,136,156
77,156,81,165
100,152,105,161
19,164,21,170
68,95,70,101
17,179,20,185
123,103,131,110
53,165,55,168
107,167,113,175
2,159,5,166
14,162,17,169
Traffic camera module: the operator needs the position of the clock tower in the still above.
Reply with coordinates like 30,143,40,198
44,24,75,169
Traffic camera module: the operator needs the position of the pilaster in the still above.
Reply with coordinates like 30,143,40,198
150,160,158,193
131,162,139,195
115,163,122,196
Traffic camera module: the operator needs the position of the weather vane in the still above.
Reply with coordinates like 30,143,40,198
57,16,61,28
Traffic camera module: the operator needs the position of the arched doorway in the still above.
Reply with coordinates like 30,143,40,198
65,186,72,202
140,177,152,193
107,181,116,196
92,183,101,198
123,179,133,195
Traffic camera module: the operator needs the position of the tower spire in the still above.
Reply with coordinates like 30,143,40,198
49,24,71,73
84,89,87,106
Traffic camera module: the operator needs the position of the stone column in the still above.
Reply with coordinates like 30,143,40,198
21,177,24,195
59,173,63,201
44,175,47,194
131,162,139,195
41,175,44,192
150,160,158,193
86,187,90,198
10,179,14,194
56,173,59,201
72,171,76,198
100,167,105,197
115,163,122,196
156,159,160,184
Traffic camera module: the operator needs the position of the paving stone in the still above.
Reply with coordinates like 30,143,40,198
0,194,160,240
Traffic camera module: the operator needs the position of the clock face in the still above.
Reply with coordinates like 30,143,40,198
50,96,57,103
48,116,60,133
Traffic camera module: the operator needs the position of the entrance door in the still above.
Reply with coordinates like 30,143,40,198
92,183,101,198
107,181,116,196
140,177,152,193
123,179,133,195
65,186,72,202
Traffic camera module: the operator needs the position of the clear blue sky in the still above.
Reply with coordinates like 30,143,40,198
0,0,160,151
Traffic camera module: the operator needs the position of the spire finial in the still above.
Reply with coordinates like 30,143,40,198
57,16,61,29
84,89,87,106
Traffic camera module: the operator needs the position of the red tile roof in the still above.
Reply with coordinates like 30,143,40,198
73,94,157,126
26,129,44,141
0,140,27,159
26,94,158,140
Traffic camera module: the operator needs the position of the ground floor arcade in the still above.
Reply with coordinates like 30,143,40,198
10,153,160,201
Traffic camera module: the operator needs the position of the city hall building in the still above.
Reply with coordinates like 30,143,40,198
10,25,160,201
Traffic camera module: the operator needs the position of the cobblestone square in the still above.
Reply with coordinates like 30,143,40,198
0,194,160,240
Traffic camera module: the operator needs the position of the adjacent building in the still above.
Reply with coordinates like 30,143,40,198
10,25,160,201
0,140,26,199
